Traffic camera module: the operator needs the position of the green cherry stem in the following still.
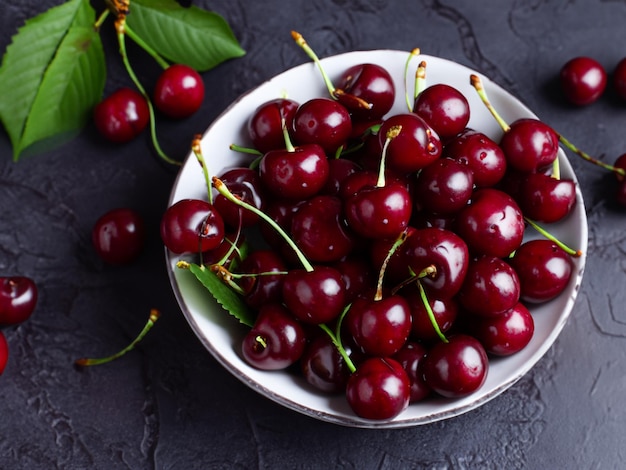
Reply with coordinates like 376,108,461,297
377,125,402,187
414,60,427,100
192,135,213,205
470,74,511,133
291,30,337,96
123,22,170,70
557,134,626,177
229,144,263,156
417,281,448,343
212,177,315,272
318,305,357,373
404,48,421,111
75,309,161,366
524,217,582,257
115,17,181,166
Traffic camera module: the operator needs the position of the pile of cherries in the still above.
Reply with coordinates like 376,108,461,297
0,277,38,375
161,48,582,420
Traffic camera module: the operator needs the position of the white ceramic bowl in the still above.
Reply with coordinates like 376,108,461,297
165,50,588,428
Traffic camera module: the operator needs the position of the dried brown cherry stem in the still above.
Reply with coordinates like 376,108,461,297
414,60,427,100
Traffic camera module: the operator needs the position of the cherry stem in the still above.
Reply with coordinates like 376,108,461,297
94,8,110,31
123,22,170,70
75,309,161,367
318,305,357,373
115,17,181,166
524,217,582,257
212,177,315,272
404,48,421,111
291,30,337,96
375,229,409,301
281,118,296,153
414,60,427,100
210,265,247,295
417,281,448,343
557,134,626,177
192,135,213,205
377,125,402,187
470,74,511,133
229,143,263,156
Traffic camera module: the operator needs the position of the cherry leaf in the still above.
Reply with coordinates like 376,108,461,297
0,0,105,161
188,263,254,327
127,0,245,72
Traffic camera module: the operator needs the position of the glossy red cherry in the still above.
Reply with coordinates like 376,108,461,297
421,334,489,398
392,342,431,403
93,88,149,143
160,199,225,254
469,302,534,356
292,98,352,155
334,63,395,121
247,98,299,153
92,208,145,265
345,293,412,357
346,357,410,420
613,58,626,101
515,173,576,223
0,331,7,375
236,250,287,310
560,56,607,105
455,188,525,258
300,333,350,393
0,277,38,326
508,239,573,303
413,83,470,139
241,303,307,370
413,157,474,215
403,287,458,341
213,167,265,229
153,64,205,118
499,118,560,173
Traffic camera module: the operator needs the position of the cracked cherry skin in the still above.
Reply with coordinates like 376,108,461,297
241,302,307,371
247,98,299,153
153,64,205,119
377,113,442,173
560,56,607,106
93,88,149,143
259,142,329,200
160,199,225,254
346,357,411,420
455,188,525,258
334,63,395,121
421,334,489,398
92,208,145,265
0,277,38,327
508,239,573,304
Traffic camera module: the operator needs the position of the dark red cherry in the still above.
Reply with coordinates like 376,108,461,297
241,303,307,370
290,195,356,263
292,98,352,155
322,158,361,196
403,227,469,299
459,255,521,317
345,293,412,357
515,173,576,223
414,83,470,139
508,239,573,303
455,188,525,258
247,98,299,153
443,129,507,187
0,277,38,326
560,56,607,106
0,331,7,375
236,250,287,310
499,119,559,173
93,88,149,143
346,357,410,420
377,113,442,173
421,334,488,398
332,256,376,304
403,287,458,342
392,342,431,403
259,143,329,200
153,64,204,118
413,157,474,215
160,199,225,254
282,267,346,324
344,181,412,239
334,63,395,121
614,58,626,101
300,333,350,393
214,167,265,228
92,208,145,265
469,302,534,356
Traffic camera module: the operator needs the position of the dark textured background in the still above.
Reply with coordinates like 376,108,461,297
1,0,625,468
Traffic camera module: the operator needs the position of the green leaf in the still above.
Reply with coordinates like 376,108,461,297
188,263,254,328
127,0,245,72
0,0,105,161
